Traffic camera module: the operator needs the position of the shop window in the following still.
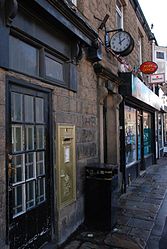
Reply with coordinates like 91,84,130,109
137,111,142,160
164,114,167,144
156,51,164,59
116,0,123,29
125,106,137,165
158,114,163,149
9,36,39,76
143,112,152,156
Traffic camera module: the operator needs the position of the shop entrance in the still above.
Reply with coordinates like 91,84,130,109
7,83,51,249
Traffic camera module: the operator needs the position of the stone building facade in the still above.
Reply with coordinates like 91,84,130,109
0,0,163,248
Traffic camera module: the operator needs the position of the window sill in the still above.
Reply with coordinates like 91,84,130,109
7,68,77,92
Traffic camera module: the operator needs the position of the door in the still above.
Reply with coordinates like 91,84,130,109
7,84,51,249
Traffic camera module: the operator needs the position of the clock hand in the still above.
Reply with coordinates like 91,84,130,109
119,33,121,42
119,38,125,45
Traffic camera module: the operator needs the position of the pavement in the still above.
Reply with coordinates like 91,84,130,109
59,157,167,249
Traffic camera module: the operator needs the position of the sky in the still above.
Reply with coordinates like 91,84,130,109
138,0,167,46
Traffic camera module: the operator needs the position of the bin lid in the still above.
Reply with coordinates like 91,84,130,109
85,163,118,178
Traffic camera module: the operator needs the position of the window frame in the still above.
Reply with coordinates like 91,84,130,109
124,105,137,166
138,33,143,65
44,52,66,85
156,51,165,59
116,0,124,29
9,35,40,77
71,0,77,5
9,32,75,91
11,90,48,218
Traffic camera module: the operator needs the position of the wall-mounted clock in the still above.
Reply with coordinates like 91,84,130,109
110,31,134,56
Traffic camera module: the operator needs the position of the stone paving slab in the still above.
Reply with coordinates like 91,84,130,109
79,242,110,249
104,233,144,249
146,235,160,249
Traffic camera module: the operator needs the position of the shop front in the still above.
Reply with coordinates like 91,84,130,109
119,73,163,189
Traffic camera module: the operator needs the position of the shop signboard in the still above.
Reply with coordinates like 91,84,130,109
131,75,162,111
140,61,158,74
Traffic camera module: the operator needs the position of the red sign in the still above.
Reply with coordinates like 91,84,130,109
140,61,158,74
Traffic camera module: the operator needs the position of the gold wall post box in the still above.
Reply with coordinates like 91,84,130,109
57,124,76,208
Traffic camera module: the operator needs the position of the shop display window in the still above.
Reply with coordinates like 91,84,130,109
125,106,137,165
158,114,163,149
143,112,152,155
164,114,167,145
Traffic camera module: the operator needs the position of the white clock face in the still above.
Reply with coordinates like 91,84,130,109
110,31,131,53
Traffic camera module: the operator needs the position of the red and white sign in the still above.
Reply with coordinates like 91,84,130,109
140,61,158,74
150,73,165,84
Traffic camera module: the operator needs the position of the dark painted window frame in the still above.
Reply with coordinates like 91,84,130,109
8,29,77,92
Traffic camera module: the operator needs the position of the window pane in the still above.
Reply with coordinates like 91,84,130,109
125,106,137,165
45,56,64,82
12,155,24,184
143,112,152,155
116,0,122,11
36,152,45,176
137,112,142,160
116,12,122,29
36,126,45,149
71,0,77,5
164,113,167,144
13,184,25,217
35,98,44,123
24,95,34,123
9,36,39,76
11,93,23,122
12,125,24,152
26,126,34,150
26,153,35,180
158,114,163,149
37,178,46,204
156,52,164,59
26,181,35,209
116,0,123,29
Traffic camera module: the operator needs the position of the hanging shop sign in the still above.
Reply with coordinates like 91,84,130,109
150,73,165,84
140,61,158,74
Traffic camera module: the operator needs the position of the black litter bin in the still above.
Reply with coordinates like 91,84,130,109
85,163,118,230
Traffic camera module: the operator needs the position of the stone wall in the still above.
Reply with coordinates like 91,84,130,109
1,50,98,244
0,0,154,246
77,0,152,74
56,54,98,243
0,69,8,249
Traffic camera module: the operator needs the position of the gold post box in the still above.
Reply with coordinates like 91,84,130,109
57,124,76,209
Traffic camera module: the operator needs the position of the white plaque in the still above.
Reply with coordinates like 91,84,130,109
64,146,70,163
